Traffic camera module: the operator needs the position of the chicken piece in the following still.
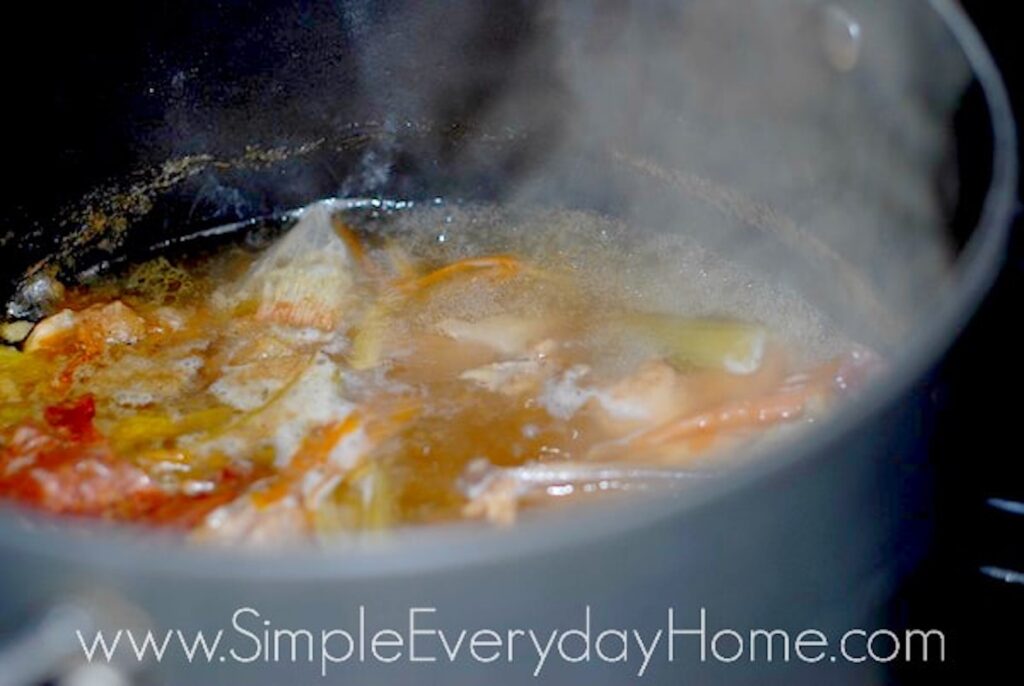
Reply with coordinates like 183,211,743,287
199,316,326,408
192,493,308,545
192,353,356,468
259,356,358,468
140,466,267,530
462,472,521,526
461,360,547,396
192,393,423,544
459,339,559,396
539,358,681,425
79,301,148,345
208,355,312,412
542,346,791,436
192,413,370,544
438,315,550,357
86,348,207,409
22,310,75,351
226,328,303,365
150,306,189,332
590,359,689,432
24,301,147,353
218,203,356,331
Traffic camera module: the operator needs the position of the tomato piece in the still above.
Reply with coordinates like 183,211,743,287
43,395,96,438
0,418,161,517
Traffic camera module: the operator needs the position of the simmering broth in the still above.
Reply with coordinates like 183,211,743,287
0,201,875,543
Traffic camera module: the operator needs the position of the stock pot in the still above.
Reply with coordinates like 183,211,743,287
0,1,1016,683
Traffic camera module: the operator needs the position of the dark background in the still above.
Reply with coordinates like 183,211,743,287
902,1,1023,683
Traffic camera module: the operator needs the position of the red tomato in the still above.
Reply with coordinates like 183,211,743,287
43,395,96,438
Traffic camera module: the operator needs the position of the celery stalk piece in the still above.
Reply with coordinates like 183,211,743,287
620,313,767,374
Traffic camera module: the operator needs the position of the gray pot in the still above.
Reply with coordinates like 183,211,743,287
0,1,1016,684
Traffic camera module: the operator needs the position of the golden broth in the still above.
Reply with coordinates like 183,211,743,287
0,202,870,542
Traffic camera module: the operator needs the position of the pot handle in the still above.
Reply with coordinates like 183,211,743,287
0,598,142,686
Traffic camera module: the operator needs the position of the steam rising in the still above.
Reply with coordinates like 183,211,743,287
505,0,969,345
6,0,974,350
321,0,971,346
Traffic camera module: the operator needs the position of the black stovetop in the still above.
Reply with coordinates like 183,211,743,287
898,3,1023,682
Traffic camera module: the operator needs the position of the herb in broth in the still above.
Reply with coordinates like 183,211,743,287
0,202,877,542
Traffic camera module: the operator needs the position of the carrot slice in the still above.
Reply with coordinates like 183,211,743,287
633,383,813,448
251,412,363,508
396,255,521,294
615,350,878,457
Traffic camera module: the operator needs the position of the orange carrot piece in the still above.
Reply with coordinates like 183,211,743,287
634,384,813,448
396,255,521,294
291,412,363,473
626,350,877,452
251,412,362,508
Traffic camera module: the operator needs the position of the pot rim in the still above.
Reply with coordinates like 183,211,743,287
0,0,1017,582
